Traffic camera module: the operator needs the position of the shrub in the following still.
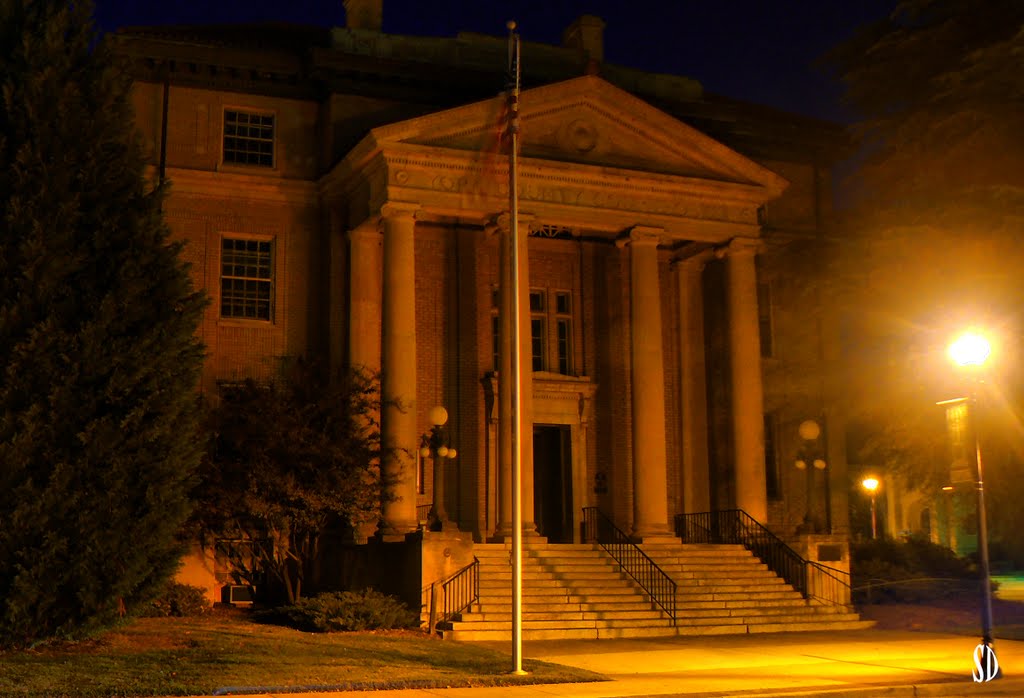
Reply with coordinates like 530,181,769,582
851,535,980,603
138,583,211,618
256,589,417,632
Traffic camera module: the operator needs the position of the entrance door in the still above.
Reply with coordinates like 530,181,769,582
533,425,573,543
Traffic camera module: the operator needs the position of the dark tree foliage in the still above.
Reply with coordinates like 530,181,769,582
823,0,1024,485
196,361,385,604
0,0,206,647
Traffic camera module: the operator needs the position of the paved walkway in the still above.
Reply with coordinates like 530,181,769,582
263,629,1024,698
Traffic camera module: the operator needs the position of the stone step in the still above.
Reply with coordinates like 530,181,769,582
674,577,788,588
439,541,865,641
481,569,632,582
676,590,804,602
465,609,667,622
675,597,809,610
442,617,876,642
481,593,671,609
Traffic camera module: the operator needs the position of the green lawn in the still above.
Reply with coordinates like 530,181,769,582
0,611,605,697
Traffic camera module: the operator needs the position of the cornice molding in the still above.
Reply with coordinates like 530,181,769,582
160,167,318,205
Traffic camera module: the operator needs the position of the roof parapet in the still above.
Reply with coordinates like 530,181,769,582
562,15,605,64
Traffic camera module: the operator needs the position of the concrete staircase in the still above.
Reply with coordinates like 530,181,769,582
438,541,873,641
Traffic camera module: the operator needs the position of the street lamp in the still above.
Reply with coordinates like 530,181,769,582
948,330,1000,681
420,406,457,532
795,419,827,534
861,477,879,540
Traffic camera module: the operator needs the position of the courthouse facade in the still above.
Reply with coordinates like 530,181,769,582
113,1,852,594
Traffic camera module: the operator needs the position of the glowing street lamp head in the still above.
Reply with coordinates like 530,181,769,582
948,331,991,367
862,477,879,493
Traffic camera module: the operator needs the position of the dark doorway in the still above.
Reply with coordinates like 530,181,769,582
533,425,573,543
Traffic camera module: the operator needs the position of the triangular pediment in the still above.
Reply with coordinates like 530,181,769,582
367,75,786,195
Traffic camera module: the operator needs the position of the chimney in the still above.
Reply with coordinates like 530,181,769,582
344,0,383,32
562,15,606,64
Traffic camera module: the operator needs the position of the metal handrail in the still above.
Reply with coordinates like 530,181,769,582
583,507,677,624
442,557,479,622
675,509,851,608
421,557,479,633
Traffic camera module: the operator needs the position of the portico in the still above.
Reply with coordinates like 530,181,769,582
321,74,788,542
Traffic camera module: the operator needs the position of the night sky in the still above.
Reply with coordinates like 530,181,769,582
93,0,897,123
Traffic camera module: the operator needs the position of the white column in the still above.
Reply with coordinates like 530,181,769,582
677,250,712,514
625,227,671,540
348,222,382,374
378,203,420,540
327,209,347,377
726,237,767,522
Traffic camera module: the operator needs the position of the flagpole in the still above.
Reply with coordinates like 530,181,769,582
506,19,526,677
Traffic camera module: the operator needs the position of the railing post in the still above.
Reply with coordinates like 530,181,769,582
428,581,439,635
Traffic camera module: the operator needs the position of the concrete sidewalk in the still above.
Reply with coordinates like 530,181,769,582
251,629,1024,698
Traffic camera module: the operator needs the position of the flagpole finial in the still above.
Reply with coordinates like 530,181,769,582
506,20,517,31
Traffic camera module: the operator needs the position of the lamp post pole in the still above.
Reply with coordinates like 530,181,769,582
422,406,457,531
973,399,995,653
870,491,877,540
948,330,1000,681
796,419,824,534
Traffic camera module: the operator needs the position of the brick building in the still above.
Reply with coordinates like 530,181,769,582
112,1,854,619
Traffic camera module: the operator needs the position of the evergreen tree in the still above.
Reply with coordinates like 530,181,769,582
0,0,206,647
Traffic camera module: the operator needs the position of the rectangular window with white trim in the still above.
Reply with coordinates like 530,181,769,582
223,109,275,167
221,237,273,321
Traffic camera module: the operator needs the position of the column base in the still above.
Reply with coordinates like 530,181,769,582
490,521,515,542
488,524,544,544
427,518,460,533
629,524,675,543
376,519,419,543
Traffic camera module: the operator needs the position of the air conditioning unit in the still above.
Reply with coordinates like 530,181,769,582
221,584,255,605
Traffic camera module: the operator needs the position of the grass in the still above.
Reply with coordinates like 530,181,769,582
0,609,606,697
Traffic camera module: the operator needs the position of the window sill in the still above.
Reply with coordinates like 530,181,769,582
217,317,275,328
216,162,280,175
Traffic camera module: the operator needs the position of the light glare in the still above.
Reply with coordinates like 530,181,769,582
862,477,879,492
949,332,991,367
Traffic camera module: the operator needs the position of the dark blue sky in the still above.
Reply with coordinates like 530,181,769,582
93,0,896,123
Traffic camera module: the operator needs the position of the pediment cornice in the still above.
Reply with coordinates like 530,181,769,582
323,75,788,241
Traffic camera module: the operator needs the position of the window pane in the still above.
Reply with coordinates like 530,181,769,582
221,237,273,321
557,318,572,375
223,110,275,167
764,414,780,499
492,315,500,372
556,292,570,315
529,291,544,312
531,318,545,371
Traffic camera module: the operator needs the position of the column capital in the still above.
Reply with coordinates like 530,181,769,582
722,236,762,258
616,225,664,248
674,247,715,273
348,219,381,243
492,211,536,235
380,201,421,220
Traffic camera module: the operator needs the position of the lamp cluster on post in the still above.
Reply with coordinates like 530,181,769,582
420,405,457,532
860,477,879,540
794,418,827,534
